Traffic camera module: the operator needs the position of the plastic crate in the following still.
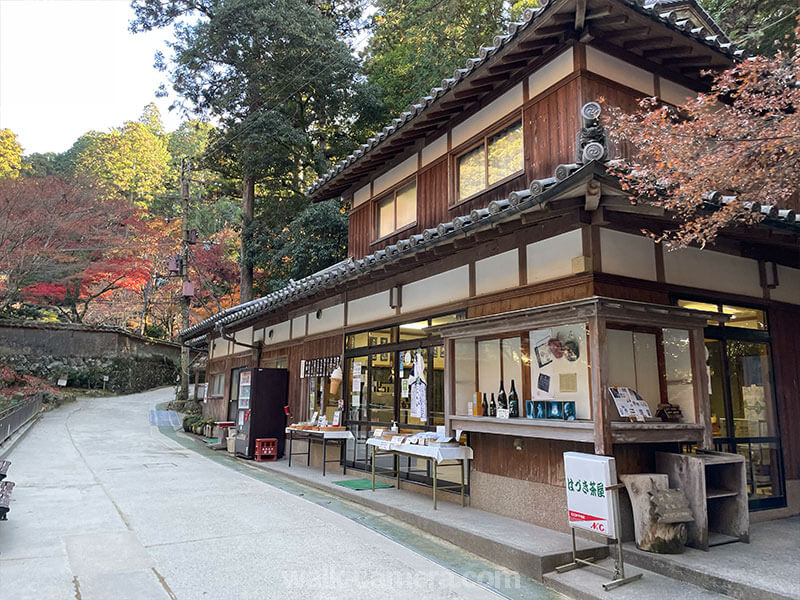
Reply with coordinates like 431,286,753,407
254,438,278,462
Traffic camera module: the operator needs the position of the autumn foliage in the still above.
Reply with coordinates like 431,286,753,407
607,25,800,246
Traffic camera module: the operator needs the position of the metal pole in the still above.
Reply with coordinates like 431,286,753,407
179,158,191,402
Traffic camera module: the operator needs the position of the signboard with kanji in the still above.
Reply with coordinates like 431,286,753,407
563,452,618,538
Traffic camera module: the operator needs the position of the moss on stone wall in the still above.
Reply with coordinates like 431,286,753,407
0,353,178,395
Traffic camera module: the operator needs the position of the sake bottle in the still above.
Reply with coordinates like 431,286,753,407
497,380,508,411
508,379,519,418
481,393,489,417
489,393,497,417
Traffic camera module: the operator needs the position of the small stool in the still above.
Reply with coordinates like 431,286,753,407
254,438,278,462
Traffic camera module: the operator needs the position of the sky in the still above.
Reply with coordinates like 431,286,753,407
0,0,183,155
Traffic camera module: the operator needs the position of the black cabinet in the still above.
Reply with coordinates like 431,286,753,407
234,368,289,459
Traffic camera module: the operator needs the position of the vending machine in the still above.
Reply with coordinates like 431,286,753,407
234,368,288,459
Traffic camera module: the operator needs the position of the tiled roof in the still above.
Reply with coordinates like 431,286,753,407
306,0,744,201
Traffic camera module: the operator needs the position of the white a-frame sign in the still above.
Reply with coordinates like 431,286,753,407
556,452,641,590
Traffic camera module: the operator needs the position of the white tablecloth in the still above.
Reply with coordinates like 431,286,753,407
366,438,473,463
285,428,354,440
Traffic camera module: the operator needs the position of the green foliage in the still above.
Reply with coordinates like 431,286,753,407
0,129,23,179
700,0,799,54
254,198,348,294
74,106,171,207
363,0,536,115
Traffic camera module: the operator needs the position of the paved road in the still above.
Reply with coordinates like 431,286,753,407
0,388,519,600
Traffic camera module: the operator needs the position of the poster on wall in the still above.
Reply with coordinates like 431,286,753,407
409,351,427,421
563,452,619,538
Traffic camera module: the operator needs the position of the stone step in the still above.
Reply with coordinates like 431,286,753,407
622,544,795,600
543,557,733,600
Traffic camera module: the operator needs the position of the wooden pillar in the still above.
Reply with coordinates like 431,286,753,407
589,315,612,455
690,327,713,450
444,337,455,435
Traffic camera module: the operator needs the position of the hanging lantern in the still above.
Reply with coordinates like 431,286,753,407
182,281,195,298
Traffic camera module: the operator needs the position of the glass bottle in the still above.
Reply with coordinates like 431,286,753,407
489,393,497,417
481,393,489,417
497,380,507,411
508,379,519,418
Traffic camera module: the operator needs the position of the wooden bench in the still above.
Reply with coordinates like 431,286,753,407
0,460,10,481
0,480,13,520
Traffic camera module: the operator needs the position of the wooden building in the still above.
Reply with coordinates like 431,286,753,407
181,0,800,529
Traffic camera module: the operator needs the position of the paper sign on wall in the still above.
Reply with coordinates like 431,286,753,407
563,452,618,538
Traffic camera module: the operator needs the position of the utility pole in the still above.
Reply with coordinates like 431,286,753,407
180,158,191,402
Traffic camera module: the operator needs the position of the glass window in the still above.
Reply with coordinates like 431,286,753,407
488,120,523,184
210,373,225,397
399,320,428,342
346,331,369,350
678,299,767,330
376,181,417,239
396,182,417,229
377,195,394,238
347,356,369,422
457,145,485,200
530,324,589,419
369,352,395,423
722,305,767,330
457,119,522,201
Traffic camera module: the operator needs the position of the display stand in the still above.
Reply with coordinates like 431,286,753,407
556,482,641,590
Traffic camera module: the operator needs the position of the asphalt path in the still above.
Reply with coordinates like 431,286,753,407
0,388,547,600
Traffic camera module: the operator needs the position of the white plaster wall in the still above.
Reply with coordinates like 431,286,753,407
528,48,574,99
660,78,695,106
475,249,519,295
663,247,762,298
353,183,371,208
527,229,583,283
232,326,253,352
600,228,657,281
291,315,307,339
253,328,265,343
264,320,291,345
307,303,345,335
586,46,655,95
451,83,523,148
421,134,447,167
402,265,470,314
773,265,800,305
347,290,394,326
373,154,417,197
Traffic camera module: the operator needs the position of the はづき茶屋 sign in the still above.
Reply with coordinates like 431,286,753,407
563,452,618,538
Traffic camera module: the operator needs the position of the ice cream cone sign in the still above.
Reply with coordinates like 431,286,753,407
330,366,342,395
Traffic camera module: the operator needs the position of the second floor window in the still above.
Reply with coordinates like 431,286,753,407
457,119,523,202
377,180,416,239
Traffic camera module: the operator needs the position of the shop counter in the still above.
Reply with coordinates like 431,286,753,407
285,427,354,476
366,438,473,509
448,415,705,444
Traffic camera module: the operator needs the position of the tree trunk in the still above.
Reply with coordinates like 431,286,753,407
240,172,255,304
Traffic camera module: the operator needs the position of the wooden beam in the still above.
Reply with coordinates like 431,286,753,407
690,327,713,450
610,26,650,40
520,37,561,49
624,35,672,49
471,73,511,86
662,54,713,66
642,45,693,58
575,0,587,31
454,85,494,98
591,14,629,28
502,47,545,62
589,315,611,455
488,60,529,73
